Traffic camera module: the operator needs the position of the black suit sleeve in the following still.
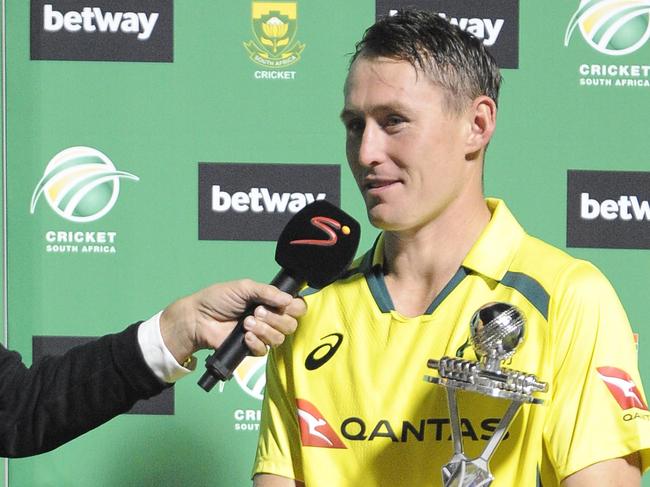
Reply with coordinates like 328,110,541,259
0,322,170,457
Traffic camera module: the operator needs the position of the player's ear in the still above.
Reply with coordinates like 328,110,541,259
465,96,497,156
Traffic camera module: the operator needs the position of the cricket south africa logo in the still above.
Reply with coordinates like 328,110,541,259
228,356,268,433
565,0,650,55
30,146,139,223
244,2,305,68
233,355,268,400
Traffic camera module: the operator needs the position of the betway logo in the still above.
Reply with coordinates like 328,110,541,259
43,4,159,41
212,186,326,213
439,13,504,47
581,193,650,221
388,10,504,47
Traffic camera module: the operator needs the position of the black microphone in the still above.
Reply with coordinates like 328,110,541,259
198,200,360,392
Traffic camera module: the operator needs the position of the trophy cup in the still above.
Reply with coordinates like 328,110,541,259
424,302,547,487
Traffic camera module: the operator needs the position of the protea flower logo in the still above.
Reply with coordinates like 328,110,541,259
565,0,650,55
244,2,305,68
30,146,139,223
263,16,289,53
233,355,267,400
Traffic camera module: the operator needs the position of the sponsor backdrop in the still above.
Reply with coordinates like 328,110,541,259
1,0,649,485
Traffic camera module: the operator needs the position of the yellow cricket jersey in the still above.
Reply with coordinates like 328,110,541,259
253,198,650,486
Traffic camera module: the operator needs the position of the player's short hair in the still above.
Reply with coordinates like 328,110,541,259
350,10,502,113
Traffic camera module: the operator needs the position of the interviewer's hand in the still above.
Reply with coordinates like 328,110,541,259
159,279,306,364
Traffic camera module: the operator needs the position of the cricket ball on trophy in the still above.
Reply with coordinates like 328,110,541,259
469,302,525,362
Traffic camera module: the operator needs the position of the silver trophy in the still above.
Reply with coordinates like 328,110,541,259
424,302,547,487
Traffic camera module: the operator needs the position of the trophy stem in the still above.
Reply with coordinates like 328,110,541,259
446,388,465,457
477,400,522,464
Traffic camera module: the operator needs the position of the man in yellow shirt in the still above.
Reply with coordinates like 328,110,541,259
253,10,650,486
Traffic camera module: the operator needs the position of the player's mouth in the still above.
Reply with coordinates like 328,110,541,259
363,177,401,195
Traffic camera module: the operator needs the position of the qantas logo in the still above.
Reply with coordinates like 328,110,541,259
290,216,351,247
597,366,648,411
340,416,508,442
296,399,346,449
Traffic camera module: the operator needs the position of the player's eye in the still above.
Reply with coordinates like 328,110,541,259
384,115,406,127
344,118,365,136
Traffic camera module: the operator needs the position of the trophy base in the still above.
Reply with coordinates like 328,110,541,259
443,460,493,487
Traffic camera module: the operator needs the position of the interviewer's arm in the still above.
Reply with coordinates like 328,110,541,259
0,280,305,458
253,474,305,486
0,323,164,458
561,454,641,487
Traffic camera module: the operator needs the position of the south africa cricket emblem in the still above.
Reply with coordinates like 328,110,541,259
244,2,306,68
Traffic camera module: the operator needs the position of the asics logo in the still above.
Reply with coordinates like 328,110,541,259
305,333,343,370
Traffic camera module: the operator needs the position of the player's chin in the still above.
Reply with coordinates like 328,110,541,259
366,205,401,231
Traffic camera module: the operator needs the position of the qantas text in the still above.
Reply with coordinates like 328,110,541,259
340,416,509,443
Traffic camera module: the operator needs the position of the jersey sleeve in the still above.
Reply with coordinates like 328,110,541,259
252,340,304,482
543,260,650,481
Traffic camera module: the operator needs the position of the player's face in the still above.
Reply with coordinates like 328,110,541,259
341,56,475,233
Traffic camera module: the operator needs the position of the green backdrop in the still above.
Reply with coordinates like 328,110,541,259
2,1,649,485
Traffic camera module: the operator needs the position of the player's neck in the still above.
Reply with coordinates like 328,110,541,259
382,195,490,317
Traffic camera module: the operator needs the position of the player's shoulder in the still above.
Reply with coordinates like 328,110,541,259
514,233,611,297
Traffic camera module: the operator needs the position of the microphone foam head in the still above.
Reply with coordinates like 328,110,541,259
276,200,360,289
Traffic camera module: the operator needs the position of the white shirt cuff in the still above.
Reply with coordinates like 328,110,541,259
137,311,196,384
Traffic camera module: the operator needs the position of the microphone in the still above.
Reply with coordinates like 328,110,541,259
198,199,360,392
